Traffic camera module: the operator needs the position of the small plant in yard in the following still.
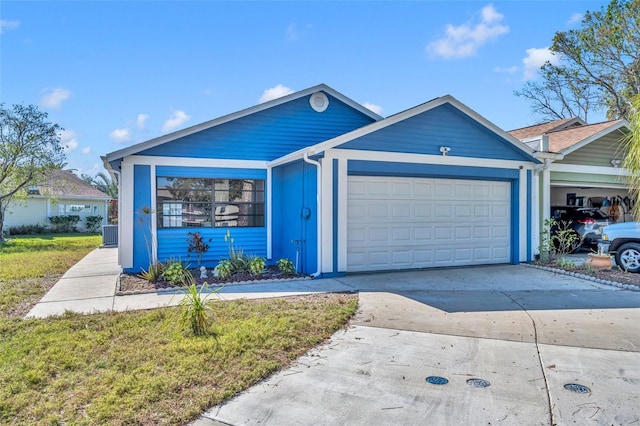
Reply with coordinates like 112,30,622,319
139,262,164,282
248,256,266,276
557,258,575,269
178,279,219,336
277,258,296,276
187,231,211,267
216,259,233,280
162,258,192,286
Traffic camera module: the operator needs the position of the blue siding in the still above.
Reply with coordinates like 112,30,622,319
157,228,267,267
348,160,520,180
339,104,535,162
155,166,267,267
131,165,152,273
272,161,318,274
139,94,375,161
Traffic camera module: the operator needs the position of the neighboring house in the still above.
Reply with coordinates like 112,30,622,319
105,84,542,275
4,169,111,232
509,118,632,248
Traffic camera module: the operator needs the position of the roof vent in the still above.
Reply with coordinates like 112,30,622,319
309,92,329,113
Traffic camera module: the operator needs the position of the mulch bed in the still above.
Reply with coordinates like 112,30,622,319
118,265,308,294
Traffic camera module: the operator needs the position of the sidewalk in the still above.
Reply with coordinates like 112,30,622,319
26,247,354,319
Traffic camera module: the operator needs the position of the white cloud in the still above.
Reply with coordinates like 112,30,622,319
82,146,92,155
363,103,383,115
109,127,131,143
136,113,149,129
286,23,311,42
426,4,509,59
162,110,190,133
40,87,71,109
494,65,518,74
59,129,79,153
568,12,583,25
0,19,20,34
522,47,559,80
259,84,294,103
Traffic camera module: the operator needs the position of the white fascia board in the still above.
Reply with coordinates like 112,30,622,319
551,163,631,176
560,121,630,157
269,95,539,167
105,84,382,163
122,155,268,169
533,152,564,161
330,149,536,170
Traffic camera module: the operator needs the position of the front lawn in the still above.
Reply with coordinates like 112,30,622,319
0,234,358,425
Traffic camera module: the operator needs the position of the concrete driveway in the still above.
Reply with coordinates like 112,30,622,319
199,265,640,426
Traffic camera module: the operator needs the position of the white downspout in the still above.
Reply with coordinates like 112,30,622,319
303,152,322,278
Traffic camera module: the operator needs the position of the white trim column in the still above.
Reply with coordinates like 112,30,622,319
320,155,334,273
119,161,134,268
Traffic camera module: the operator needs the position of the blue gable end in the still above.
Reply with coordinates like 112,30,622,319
138,94,376,161
337,103,532,162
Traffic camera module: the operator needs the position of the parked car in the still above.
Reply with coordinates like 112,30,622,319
598,222,640,273
550,206,612,251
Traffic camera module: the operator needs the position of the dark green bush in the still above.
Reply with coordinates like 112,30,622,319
85,215,103,232
48,215,80,233
8,224,49,235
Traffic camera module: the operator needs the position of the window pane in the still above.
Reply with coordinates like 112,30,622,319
157,176,265,229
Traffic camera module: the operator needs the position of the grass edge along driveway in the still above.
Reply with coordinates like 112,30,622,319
0,234,358,425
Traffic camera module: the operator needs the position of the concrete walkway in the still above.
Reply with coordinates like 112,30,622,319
26,247,355,318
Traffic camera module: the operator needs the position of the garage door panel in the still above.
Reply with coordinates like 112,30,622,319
347,176,511,272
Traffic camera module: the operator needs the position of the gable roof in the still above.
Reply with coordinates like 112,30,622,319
271,95,539,166
104,84,383,166
547,119,628,154
32,169,111,199
508,117,586,140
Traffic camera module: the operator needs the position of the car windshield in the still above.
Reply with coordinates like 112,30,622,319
579,209,609,220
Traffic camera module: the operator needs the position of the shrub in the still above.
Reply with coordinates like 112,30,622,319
85,215,103,233
49,215,80,233
248,256,266,276
187,231,211,267
8,224,49,235
277,258,296,276
162,259,192,286
216,259,233,280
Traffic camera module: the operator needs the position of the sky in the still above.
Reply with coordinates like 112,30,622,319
0,0,610,177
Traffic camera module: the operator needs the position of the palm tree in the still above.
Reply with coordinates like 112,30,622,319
623,96,640,219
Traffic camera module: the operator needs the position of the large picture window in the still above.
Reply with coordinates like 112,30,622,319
156,177,265,228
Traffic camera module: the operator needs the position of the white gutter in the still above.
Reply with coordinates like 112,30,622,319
303,152,322,278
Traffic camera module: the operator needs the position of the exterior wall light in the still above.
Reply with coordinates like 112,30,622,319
439,146,451,156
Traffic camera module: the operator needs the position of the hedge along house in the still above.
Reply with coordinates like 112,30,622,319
104,84,541,275
509,118,632,249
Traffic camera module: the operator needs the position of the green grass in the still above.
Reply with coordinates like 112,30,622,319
0,234,358,425
0,234,102,280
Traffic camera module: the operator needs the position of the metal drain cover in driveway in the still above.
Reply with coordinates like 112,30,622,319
426,376,449,385
564,383,591,394
467,378,490,388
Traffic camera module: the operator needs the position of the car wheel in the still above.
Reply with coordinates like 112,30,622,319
614,243,640,273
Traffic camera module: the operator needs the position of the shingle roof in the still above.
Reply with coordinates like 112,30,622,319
34,169,111,199
546,119,624,153
508,117,583,140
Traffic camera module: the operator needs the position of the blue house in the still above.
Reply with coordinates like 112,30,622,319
104,84,540,276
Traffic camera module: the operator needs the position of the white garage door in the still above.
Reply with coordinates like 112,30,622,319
347,176,511,272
